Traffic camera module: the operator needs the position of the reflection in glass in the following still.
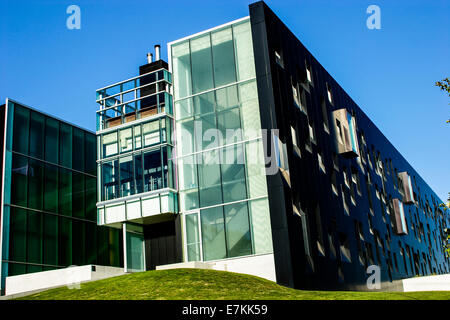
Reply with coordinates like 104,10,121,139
172,41,192,99
186,213,201,261
143,150,162,192
102,160,119,200
201,206,226,261
224,202,252,257
191,34,214,94
120,155,134,197
102,132,118,157
120,128,133,153
212,27,237,87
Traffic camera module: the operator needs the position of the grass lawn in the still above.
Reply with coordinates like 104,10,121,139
17,268,450,300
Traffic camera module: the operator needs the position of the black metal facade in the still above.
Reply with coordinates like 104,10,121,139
250,1,449,290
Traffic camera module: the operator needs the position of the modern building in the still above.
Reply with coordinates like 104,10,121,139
0,99,123,295
94,0,448,291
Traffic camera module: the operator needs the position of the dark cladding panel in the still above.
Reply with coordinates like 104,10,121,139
144,216,182,270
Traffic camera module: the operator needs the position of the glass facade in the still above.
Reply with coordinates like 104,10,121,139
171,19,273,262
1,101,123,292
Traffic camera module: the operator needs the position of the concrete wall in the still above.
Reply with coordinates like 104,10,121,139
156,253,277,282
402,274,450,292
5,265,124,296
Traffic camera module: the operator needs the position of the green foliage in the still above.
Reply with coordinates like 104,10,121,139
16,269,450,300
435,77,450,123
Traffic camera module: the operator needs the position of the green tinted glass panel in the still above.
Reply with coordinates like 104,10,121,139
212,27,237,87
11,154,28,206
29,111,45,159
8,263,26,276
221,144,247,203
217,107,242,145
59,217,72,266
72,219,85,265
9,207,27,262
85,176,97,222
172,41,192,99
43,213,58,266
59,167,72,215
224,202,252,257
44,164,58,213
201,206,226,261
45,117,59,164
198,150,223,207
12,104,30,154
27,210,43,264
85,133,96,176
28,159,44,210
186,213,201,261
72,127,85,172
85,222,97,264
120,155,134,197
72,172,85,219
193,91,215,115
102,160,119,201
195,113,217,152
191,34,213,94
59,122,73,168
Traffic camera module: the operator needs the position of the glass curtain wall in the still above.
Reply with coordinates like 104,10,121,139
98,117,174,202
171,19,273,262
1,101,123,280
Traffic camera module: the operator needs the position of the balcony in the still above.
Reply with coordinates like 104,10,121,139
96,69,173,131
97,189,178,227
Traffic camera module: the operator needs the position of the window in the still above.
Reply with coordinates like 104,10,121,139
306,60,312,83
201,206,227,261
318,151,326,173
331,171,338,195
29,111,45,159
185,213,201,261
134,125,142,149
224,202,252,258
12,104,30,154
102,132,118,157
339,233,352,263
326,83,333,104
191,34,214,94
119,128,133,153
198,150,223,207
172,40,192,99
59,122,73,168
321,97,329,132
102,160,119,201
275,50,284,68
45,117,59,164
142,120,160,147
315,205,325,256
211,26,237,87
291,126,298,147
220,145,247,203
143,149,163,192
120,156,134,197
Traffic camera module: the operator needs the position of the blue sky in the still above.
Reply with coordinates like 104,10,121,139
0,0,448,201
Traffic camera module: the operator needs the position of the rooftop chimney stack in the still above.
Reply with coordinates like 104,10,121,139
147,53,153,64
155,44,161,61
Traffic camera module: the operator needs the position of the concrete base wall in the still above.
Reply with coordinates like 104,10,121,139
156,253,277,282
4,265,124,296
402,274,450,292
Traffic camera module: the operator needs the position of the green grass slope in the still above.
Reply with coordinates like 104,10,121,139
17,268,450,300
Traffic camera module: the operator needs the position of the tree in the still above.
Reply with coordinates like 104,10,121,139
435,77,450,123
435,79,450,257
